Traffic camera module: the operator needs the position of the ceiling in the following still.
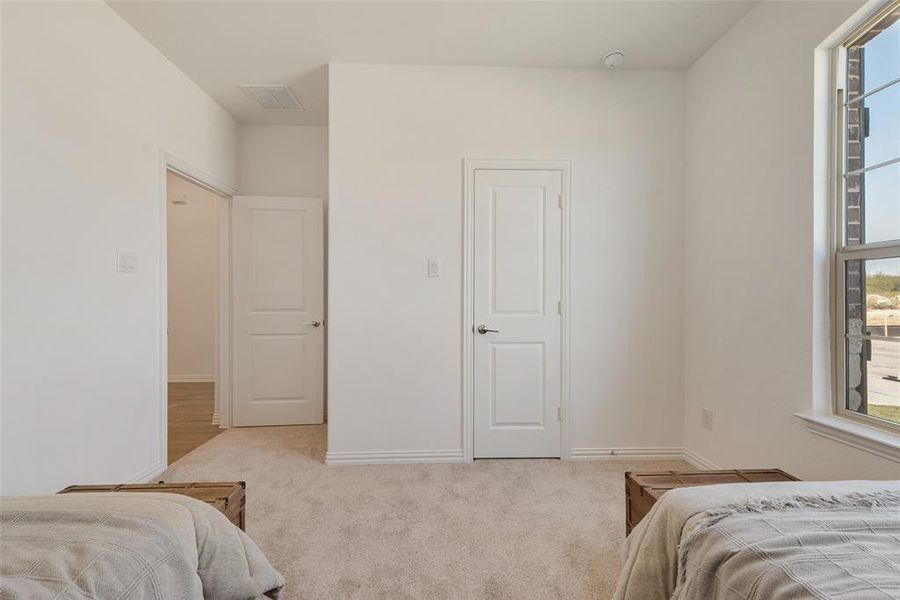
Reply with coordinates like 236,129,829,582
108,1,759,126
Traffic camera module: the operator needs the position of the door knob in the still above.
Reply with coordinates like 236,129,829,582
304,320,321,328
477,325,499,334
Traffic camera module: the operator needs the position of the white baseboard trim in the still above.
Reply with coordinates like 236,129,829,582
568,447,685,461
324,447,721,468
128,462,166,484
168,375,214,383
325,449,465,465
682,447,720,470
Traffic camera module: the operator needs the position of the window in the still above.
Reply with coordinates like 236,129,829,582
835,1,900,432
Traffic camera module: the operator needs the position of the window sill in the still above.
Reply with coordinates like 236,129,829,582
795,413,900,464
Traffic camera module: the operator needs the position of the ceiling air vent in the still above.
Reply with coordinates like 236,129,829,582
239,84,304,111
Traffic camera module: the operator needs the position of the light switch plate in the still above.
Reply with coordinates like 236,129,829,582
116,250,137,274
426,259,441,278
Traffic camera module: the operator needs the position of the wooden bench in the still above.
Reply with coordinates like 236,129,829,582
58,481,246,531
625,469,799,535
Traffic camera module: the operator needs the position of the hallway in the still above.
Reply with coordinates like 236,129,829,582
168,382,223,463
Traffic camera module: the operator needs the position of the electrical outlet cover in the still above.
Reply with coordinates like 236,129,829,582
702,408,713,431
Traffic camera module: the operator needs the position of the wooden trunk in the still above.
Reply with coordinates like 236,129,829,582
58,481,246,531
625,469,799,535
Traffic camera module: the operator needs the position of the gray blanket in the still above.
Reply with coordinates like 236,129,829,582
0,493,284,600
673,491,900,600
614,480,900,600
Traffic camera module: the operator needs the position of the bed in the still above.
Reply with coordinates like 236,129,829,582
614,480,900,600
0,492,284,599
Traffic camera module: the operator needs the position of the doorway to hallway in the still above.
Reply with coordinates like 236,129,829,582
166,170,227,463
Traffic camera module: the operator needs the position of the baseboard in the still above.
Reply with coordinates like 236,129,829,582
568,447,685,461
325,449,465,465
128,462,166,484
211,411,220,426
168,375,214,383
324,446,719,468
682,447,720,470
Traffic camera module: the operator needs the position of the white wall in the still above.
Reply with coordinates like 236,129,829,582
239,125,328,198
328,64,685,458
683,0,899,480
166,173,220,383
1,1,239,494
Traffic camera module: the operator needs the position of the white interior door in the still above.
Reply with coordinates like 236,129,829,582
474,169,563,458
232,196,324,426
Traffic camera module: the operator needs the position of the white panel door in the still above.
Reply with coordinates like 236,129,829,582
232,196,324,426
474,169,562,458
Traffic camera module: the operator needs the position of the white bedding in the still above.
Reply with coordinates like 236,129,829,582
613,480,900,600
0,492,284,600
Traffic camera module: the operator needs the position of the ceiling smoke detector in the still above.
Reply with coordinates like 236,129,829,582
239,84,304,111
602,50,625,69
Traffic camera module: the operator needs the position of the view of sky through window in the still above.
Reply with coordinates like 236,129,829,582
857,16,900,265
845,12,900,427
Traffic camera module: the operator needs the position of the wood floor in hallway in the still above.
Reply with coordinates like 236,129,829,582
168,382,223,464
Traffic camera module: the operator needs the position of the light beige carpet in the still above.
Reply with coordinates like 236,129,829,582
162,426,688,599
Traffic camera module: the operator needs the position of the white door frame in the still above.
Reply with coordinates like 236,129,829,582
158,151,238,469
462,158,573,462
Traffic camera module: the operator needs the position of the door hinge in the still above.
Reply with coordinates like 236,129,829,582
558,194,564,208
557,406,564,422
557,300,563,315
